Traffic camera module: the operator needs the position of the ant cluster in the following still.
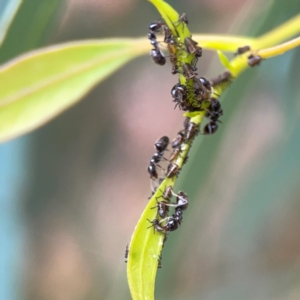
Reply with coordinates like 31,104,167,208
148,13,225,134
125,12,261,269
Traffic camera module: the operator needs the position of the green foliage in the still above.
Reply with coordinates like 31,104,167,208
0,39,146,143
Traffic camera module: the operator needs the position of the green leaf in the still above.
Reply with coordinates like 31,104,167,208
148,0,191,39
0,38,148,143
217,50,233,71
127,181,167,300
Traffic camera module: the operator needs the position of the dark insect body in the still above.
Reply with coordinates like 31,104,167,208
210,71,232,88
172,131,185,148
248,54,262,67
203,121,218,135
185,122,199,141
236,45,251,55
166,163,180,178
155,136,170,152
184,37,202,57
150,48,166,66
182,63,197,79
148,163,158,179
124,244,129,263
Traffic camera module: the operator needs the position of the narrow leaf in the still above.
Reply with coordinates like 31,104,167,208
0,39,147,143
127,181,167,300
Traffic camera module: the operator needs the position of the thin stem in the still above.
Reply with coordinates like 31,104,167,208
258,36,300,58
254,13,300,49
193,34,255,52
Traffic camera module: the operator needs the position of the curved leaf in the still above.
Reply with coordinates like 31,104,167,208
127,181,167,300
0,38,148,143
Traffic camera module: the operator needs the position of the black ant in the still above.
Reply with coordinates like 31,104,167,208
203,121,218,135
206,98,223,121
148,163,158,179
155,136,170,152
193,77,212,102
149,20,165,34
148,209,183,233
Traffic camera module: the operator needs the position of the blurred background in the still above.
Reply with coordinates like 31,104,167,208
1,0,300,299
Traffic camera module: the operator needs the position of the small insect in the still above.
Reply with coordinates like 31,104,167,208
148,163,158,179
124,244,129,263
206,98,223,122
155,136,170,153
185,122,199,141
152,200,169,218
150,152,162,163
184,37,202,57
172,130,185,148
166,162,180,178
210,71,232,89
174,191,189,211
148,210,183,233
194,77,212,102
148,32,158,46
169,146,182,162
248,54,262,67
203,121,218,135
236,45,251,55
160,190,189,211
149,21,165,34
182,63,197,79
171,83,186,101
167,38,179,74
158,254,163,269
163,25,173,43
183,117,190,130
179,13,188,24
150,47,166,66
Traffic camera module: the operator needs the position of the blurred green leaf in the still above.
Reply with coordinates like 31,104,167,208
0,39,147,143
0,0,62,63
127,182,167,300
0,0,22,46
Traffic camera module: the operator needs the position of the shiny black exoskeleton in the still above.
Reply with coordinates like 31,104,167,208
193,77,212,102
206,98,223,121
152,200,169,218
150,48,166,66
149,21,165,34
148,209,183,233
155,136,170,153
171,83,189,110
203,121,218,135
150,152,163,165
148,163,158,179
